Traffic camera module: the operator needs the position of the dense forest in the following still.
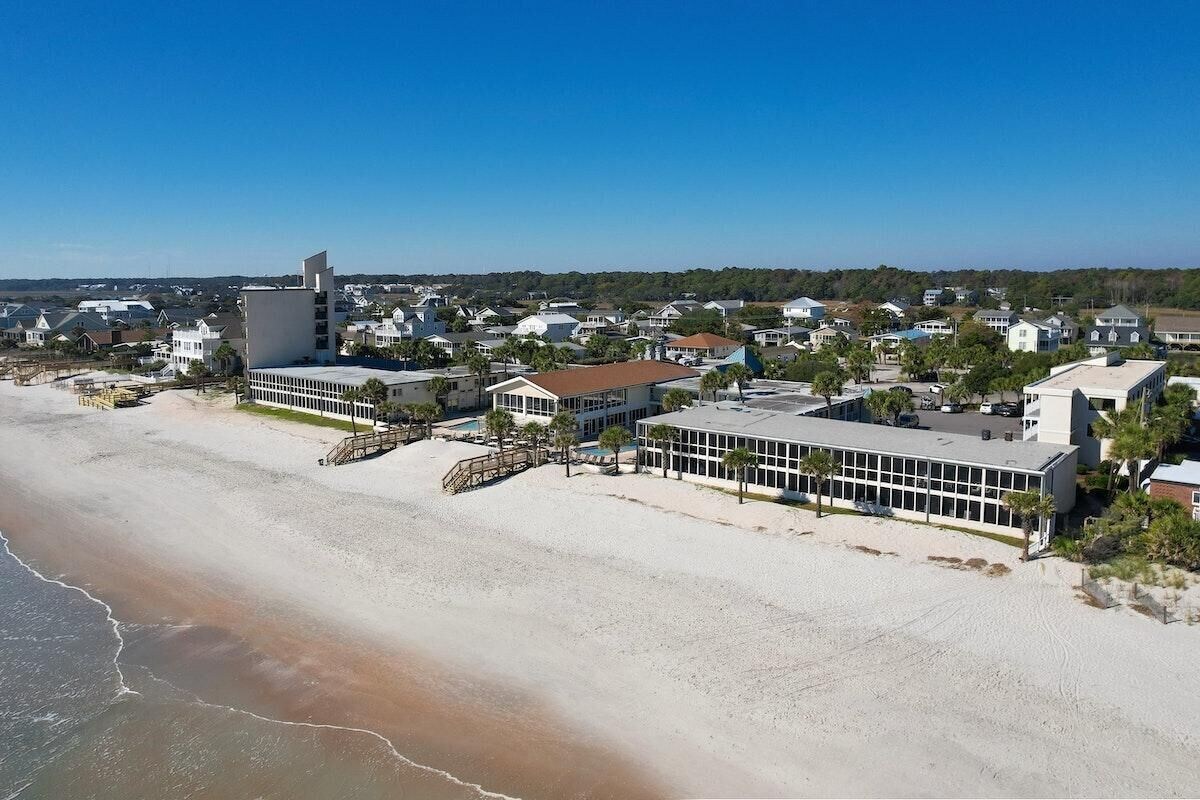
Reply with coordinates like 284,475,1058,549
5,265,1200,309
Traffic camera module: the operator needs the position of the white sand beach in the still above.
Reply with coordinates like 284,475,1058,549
3,380,1200,797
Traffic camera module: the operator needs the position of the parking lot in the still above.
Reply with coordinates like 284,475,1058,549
863,378,1023,439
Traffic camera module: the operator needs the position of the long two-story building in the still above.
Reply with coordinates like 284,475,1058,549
637,404,1077,544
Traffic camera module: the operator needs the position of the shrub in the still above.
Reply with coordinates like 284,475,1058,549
1139,512,1200,572
1051,536,1085,562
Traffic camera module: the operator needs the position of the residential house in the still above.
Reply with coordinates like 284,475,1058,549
953,288,979,305
487,359,698,438
1083,317,1152,355
974,309,1018,336
1152,315,1200,351
1,303,43,331
782,297,826,322
77,299,157,324
753,327,809,347
171,314,245,375
869,329,931,353
538,301,588,317
809,325,858,350
703,300,745,318
913,319,954,337
1147,461,1200,519
922,289,944,307
1095,304,1144,328
1007,320,1061,353
24,311,109,346
1022,352,1166,466
648,300,703,328
425,331,491,359
512,312,580,342
374,307,446,348
878,300,910,319
1042,313,1078,345
666,332,742,361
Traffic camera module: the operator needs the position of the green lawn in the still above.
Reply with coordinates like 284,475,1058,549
236,402,358,433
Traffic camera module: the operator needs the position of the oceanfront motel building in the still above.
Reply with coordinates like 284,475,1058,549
487,360,699,437
636,404,1078,543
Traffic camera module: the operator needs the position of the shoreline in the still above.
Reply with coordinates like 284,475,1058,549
4,380,1200,797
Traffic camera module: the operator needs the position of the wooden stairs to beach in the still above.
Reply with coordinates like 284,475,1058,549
78,387,140,409
12,359,96,386
323,427,425,466
442,447,544,494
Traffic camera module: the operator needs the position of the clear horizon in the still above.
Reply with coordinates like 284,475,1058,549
2,2,1198,279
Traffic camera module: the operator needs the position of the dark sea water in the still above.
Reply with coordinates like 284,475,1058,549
0,534,503,800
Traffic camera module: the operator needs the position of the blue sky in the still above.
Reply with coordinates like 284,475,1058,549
2,1,1198,278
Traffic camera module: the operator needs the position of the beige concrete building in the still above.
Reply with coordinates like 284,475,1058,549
241,251,336,369
1021,352,1166,466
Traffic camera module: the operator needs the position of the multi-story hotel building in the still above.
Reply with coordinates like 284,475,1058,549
636,404,1077,544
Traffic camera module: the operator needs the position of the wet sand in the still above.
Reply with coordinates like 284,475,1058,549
0,498,666,800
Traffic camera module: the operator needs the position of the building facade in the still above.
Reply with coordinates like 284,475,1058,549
782,297,825,321
1006,320,1061,353
241,251,335,369
637,405,1076,543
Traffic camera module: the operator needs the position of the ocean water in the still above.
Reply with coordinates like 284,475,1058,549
0,534,504,800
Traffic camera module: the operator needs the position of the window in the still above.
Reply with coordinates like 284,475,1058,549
1130,332,1140,343
1091,331,1099,341
1109,330,1118,343
1192,490,1200,505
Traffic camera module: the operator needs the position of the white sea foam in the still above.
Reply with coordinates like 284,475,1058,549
0,531,519,800
0,531,136,699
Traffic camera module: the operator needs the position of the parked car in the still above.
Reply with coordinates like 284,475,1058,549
893,385,914,395
996,403,1023,417
929,383,945,395
979,402,995,415
896,413,920,428
940,403,963,414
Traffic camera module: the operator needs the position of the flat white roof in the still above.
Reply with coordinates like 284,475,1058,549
1149,460,1200,487
249,364,458,387
1027,359,1164,394
641,404,1074,473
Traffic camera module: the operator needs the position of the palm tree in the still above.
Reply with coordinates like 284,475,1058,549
416,401,443,437
428,375,451,411
885,388,914,425
466,352,491,408
520,421,547,463
213,342,237,376
798,449,840,518
660,387,693,413
646,423,679,478
941,381,970,405
845,346,873,384
699,369,729,403
723,364,753,401
554,428,578,477
360,377,389,424
865,390,891,423
547,410,577,461
375,400,398,425
899,342,925,380
1092,404,1148,496
1002,489,1057,562
721,447,759,504
598,425,632,471
340,387,363,434
187,360,210,394
484,408,516,450
1109,426,1156,496
811,369,845,417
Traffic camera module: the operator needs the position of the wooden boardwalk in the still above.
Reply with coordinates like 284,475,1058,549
323,427,425,466
442,448,543,494
6,359,96,385
78,388,140,409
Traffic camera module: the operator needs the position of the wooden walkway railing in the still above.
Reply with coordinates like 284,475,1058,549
442,447,543,494
78,388,140,409
323,426,425,466
10,360,96,385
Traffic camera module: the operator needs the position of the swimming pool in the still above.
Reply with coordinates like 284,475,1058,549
577,443,638,457
449,419,481,432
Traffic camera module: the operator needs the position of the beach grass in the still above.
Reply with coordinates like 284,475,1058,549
236,402,358,433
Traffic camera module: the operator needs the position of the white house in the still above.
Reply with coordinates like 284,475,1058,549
171,315,244,374
973,309,1018,336
77,299,157,323
703,300,745,318
878,300,909,318
922,289,944,306
782,297,825,322
512,312,580,342
913,319,954,337
649,300,703,328
1007,320,1061,353
373,307,446,347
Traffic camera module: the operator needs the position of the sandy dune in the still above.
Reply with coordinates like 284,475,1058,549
2,381,1199,797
